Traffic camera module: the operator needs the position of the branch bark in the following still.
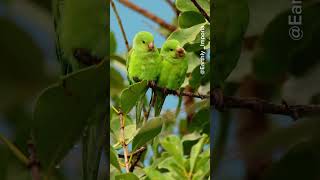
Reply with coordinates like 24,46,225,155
119,112,130,172
190,0,210,22
148,82,320,120
27,141,41,180
118,0,177,32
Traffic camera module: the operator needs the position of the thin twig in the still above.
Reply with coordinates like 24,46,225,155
27,141,41,180
111,0,130,51
164,0,180,16
118,0,177,32
119,111,130,172
190,0,210,22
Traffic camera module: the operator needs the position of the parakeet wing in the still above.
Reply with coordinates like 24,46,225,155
126,48,134,84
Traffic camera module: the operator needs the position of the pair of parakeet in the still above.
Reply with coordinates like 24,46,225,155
127,31,188,116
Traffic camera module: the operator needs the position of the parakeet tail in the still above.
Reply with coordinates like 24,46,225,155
153,89,166,117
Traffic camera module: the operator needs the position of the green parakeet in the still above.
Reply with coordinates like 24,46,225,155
53,0,107,74
127,31,160,126
127,31,160,84
154,39,188,116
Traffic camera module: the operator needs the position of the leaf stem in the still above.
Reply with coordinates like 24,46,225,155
0,133,29,166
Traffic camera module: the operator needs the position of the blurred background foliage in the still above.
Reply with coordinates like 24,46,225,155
0,0,108,179
213,0,320,179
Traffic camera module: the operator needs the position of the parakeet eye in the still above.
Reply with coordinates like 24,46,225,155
170,49,173,51
142,41,146,44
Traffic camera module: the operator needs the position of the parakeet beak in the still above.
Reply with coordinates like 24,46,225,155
148,42,155,51
176,47,185,58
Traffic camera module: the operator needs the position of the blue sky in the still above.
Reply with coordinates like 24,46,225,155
110,0,175,53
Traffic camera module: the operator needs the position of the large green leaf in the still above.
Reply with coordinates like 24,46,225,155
160,135,185,166
110,146,121,171
33,61,107,173
168,23,207,47
178,11,206,29
253,2,320,81
189,62,210,89
189,134,208,174
212,42,242,87
212,0,249,86
131,117,163,152
120,81,148,114
213,0,249,51
0,17,50,110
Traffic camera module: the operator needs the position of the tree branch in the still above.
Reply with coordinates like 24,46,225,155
27,141,41,180
111,0,130,52
213,94,320,120
190,0,210,22
148,81,209,99
118,111,130,172
117,0,177,32
148,82,320,120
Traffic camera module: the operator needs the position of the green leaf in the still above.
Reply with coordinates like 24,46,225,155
176,0,210,14
253,3,320,81
33,61,107,172
144,167,175,180
184,24,210,52
190,134,208,174
110,31,117,54
158,157,188,179
192,148,210,180
120,81,148,114
160,135,185,166
132,117,163,152
189,62,210,89
178,11,206,29
115,173,139,180
168,23,207,47
188,108,210,134
213,0,249,51
110,146,121,171
212,42,242,87
0,17,50,111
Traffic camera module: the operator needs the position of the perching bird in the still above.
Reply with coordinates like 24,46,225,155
53,0,107,74
127,31,160,84
154,39,188,116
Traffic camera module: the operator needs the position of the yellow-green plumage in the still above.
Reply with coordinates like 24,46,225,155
154,39,188,116
54,0,107,72
127,31,160,84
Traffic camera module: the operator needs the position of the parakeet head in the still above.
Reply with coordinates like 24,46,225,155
161,39,186,61
133,31,155,52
